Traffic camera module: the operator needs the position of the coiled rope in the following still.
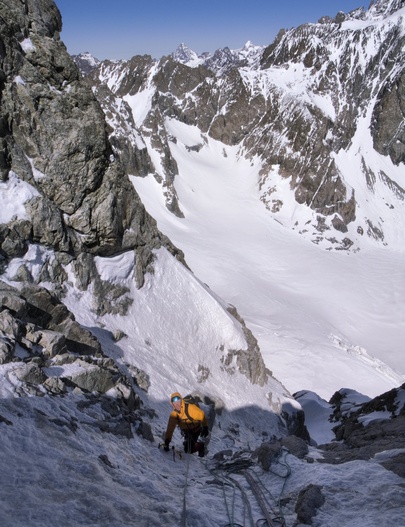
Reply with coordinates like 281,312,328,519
206,447,292,527
176,439,292,527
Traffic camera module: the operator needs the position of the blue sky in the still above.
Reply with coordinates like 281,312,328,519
54,0,365,60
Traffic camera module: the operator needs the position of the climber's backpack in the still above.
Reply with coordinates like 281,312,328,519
182,394,201,423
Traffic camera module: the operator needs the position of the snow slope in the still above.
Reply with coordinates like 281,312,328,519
61,246,293,418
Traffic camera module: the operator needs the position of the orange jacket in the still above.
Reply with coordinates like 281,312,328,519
165,396,207,442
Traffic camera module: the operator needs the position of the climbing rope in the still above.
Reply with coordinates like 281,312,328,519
221,476,237,526
170,431,293,527
181,436,192,527
180,449,191,527
243,470,277,527
213,470,255,527
207,453,256,527
206,447,292,527
245,448,291,527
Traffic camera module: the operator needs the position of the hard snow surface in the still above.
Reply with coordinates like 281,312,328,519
130,118,405,401
0,393,404,527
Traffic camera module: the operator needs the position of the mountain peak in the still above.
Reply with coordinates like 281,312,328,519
172,43,203,66
72,51,100,75
171,41,264,73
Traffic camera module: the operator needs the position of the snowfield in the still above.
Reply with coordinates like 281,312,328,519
129,120,405,401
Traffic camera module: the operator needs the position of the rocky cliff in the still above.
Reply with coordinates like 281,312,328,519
0,0,184,289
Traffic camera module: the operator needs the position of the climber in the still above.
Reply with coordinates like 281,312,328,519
164,392,209,457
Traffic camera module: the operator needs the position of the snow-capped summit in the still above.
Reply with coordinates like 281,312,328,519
172,43,205,67
72,51,101,75
234,40,264,68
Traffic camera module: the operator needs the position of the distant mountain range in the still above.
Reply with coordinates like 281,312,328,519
73,40,264,75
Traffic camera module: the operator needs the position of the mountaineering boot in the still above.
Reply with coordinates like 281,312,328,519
197,442,205,457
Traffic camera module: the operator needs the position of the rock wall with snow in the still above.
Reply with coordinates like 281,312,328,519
0,0,188,282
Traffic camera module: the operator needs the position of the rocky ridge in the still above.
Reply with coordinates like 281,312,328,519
323,383,405,475
0,0,184,291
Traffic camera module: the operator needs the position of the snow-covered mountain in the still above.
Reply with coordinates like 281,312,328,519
171,43,206,67
0,0,404,525
87,0,405,253
82,0,405,397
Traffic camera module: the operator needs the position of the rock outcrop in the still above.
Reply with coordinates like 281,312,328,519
0,0,184,292
321,384,405,477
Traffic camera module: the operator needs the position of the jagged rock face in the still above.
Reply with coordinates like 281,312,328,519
0,0,183,289
225,304,269,387
231,3,404,244
373,70,405,165
84,0,404,250
320,383,405,477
